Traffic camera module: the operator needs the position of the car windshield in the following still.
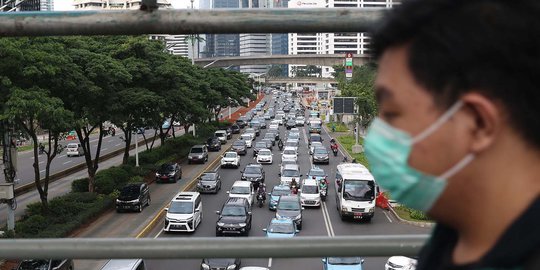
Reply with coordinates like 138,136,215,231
272,187,291,196
67,144,78,149
230,186,250,194
158,164,174,172
327,257,363,265
302,185,318,194
119,185,140,197
309,169,325,176
224,153,237,158
233,141,245,146
259,150,271,156
241,135,251,140
284,149,296,155
265,134,274,139
282,169,299,177
244,167,261,174
289,133,300,139
268,222,294,234
311,123,321,128
222,206,246,216
191,147,203,153
343,180,375,201
169,201,193,214
200,173,216,181
17,260,50,270
310,136,322,141
314,148,327,154
216,131,226,136
256,142,267,148
278,200,300,211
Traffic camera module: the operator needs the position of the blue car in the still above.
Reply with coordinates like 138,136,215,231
322,257,364,270
263,218,298,238
307,166,327,182
268,185,291,210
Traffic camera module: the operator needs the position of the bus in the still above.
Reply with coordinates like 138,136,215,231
335,163,378,222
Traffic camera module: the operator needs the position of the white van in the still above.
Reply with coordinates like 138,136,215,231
227,181,255,205
215,130,228,144
300,179,321,207
100,259,146,270
163,192,202,232
66,143,83,157
335,163,377,222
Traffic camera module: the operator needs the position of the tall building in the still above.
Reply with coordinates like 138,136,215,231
40,0,53,11
1,0,41,11
269,0,288,77
202,0,241,68
288,0,400,78
239,0,271,74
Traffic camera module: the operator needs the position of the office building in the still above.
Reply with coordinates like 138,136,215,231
202,0,240,66
1,0,41,11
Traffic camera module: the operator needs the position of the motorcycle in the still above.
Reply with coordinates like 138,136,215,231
320,188,327,201
257,193,265,208
332,147,338,156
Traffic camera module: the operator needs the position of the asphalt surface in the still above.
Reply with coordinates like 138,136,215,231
140,100,430,270
0,128,158,185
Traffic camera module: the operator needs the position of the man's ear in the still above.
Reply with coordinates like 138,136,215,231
460,93,501,153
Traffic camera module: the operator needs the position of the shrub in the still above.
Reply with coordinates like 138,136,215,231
94,166,130,195
15,215,49,236
71,178,89,193
410,209,431,221
129,176,144,183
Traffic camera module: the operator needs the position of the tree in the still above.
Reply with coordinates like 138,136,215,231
267,65,285,78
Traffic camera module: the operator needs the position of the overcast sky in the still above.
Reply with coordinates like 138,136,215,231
55,0,200,10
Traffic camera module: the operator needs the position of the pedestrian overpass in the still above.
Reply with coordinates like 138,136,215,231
194,54,371,68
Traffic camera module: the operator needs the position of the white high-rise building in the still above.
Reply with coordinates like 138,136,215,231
288,0,400,78
74,0,192,58
240,33,270,74
41,0,54,11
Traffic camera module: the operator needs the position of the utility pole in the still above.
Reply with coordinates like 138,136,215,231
135,131,139,167
1,120,17,231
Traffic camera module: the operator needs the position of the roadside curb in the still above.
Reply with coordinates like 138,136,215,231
388,205,435,228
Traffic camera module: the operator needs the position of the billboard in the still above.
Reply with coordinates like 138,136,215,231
333,97,356,114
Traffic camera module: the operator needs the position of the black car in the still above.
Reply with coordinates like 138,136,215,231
263,132,276,146
286,119,296,130
155,163,182,183
308,133,323,146
241,164,265,184
261,138,273,150
116,183,151,212
196,171,222,194
231,140,247,155
312,147,330,164
216,197,252,236
15,260,74,270
253,141,268,157
206,137,222,152
236,118,247,128
230,124,241,134
201,258,241,270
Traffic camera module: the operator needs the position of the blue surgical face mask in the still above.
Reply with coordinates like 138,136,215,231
364,101,474,212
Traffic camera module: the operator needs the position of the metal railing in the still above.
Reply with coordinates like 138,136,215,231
0,9,383,37
0,235,429,259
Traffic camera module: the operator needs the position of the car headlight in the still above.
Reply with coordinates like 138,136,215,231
201,263,210,270
295,214,302,220
168,173,175,176
369,207,375,213
275,213,282,219
155,173,160,177
227,265,237,270
116,199,120,203
241,176,247,180
341,206,348,212
238,223,247,227
217,222,225,226
188,156,193,159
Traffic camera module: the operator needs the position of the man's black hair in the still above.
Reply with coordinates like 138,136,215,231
372,0,540,148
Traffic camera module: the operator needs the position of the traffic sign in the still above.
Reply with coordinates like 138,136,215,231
333,97,356,114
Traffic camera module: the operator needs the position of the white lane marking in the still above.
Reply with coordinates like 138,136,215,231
39,161,44,164
107,140,114,143
63,161,72,165
90,138,99,143
40,169,46,173
59,154,66,158
322,202,336,237
114,143,121,147
268,257,273,268
102,148,108,151
383,211,393,223
154,230,163,239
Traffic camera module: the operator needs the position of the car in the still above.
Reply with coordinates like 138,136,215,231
196,171,222,194
322,257,365,270
312,147,330,164
309,133,323,145
279,163,302,185
224,126,233,139
206,137,222,151
385,256,417,270
307,166,327,182
116,183,150,212
245,127,259,137
221,151,241,168
268,185,292,210
155,163,182,183
281,146,298,162
295,116,306,126
258,119,267,129
241,164,265,185
285,119,296,129
201,258,241,270
215,130,228,144
188,145,209,164
256,149,273,164
163,192,202,233
15,259,74,270
227,181,255,205
285,139,299,152
268,129,280,140
264,113,272,120
231,124,241,134
66,142,83,157
216,197,252,236
263,132,276,145
240,134,254,148
263,218,298,238
253,141,268,157
300,179,321,207
231,140,248,155
287,132,300,141
276,195,303,229
100,259,146,270
236,117,247,128
309,141,323,155
261,138,273,150
269,123,279,130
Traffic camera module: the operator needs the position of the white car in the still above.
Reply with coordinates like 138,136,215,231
310,142,323,155
66,143,83,157
279,164,302,185
385,256,417,270
163,192,202,232
285,139,299,152
227,181,255,205
281,146,298,162
269,123,279,130
215,130,228,144
295,117,306,126
256,149,273,164
220,151,241,168
241,134,254,148
300,179,321,207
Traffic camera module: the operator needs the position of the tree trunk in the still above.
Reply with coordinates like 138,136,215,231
184,124,191,135
121,128,132,165
150,129,157,150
